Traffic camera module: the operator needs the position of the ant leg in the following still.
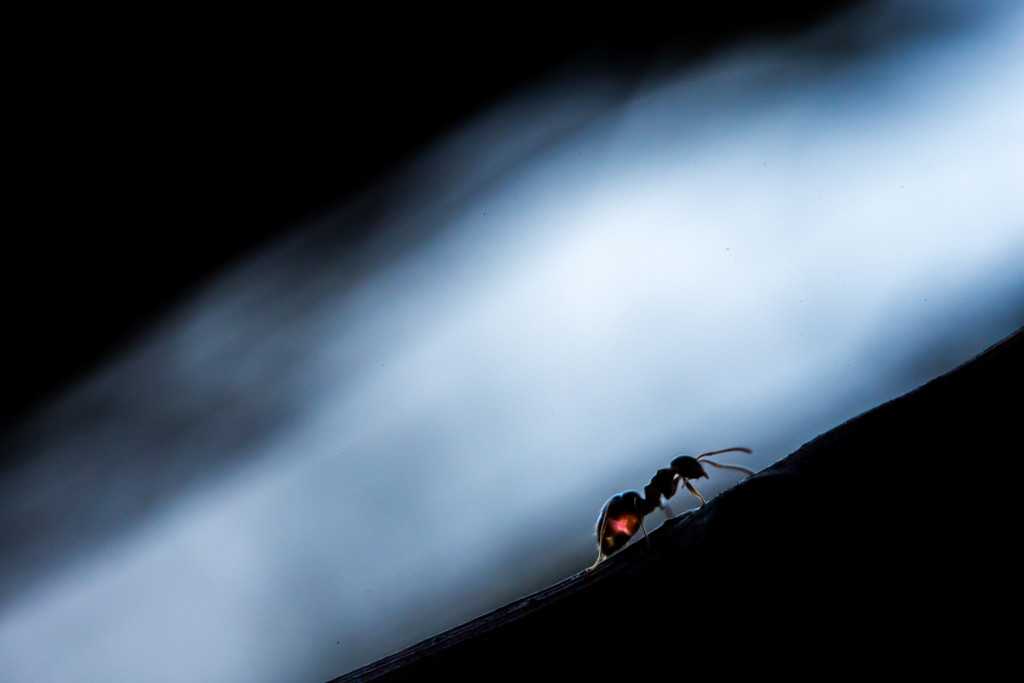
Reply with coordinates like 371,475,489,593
683,480,707,505
587,552,606,572
662,503,676,518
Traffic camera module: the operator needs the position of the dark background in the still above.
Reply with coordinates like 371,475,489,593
4,2,858,438
6,3,1021,679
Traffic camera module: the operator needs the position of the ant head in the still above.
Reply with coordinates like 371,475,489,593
669,455,708,480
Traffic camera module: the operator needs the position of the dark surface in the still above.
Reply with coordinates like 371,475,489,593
330,326,1022,680
4,1,860,442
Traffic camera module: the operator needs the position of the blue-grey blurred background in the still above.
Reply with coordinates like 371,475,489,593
2,1,1022,681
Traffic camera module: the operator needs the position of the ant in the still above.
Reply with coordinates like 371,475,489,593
587,448,754,570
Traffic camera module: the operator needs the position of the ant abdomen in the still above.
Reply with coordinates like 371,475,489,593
589,492,651,570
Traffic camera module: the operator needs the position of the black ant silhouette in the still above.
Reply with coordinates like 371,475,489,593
587,448,754,570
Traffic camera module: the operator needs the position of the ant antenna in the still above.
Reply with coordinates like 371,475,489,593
696,447,755,476
700,460,756,475
696,447,753,461
682,447,754,503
